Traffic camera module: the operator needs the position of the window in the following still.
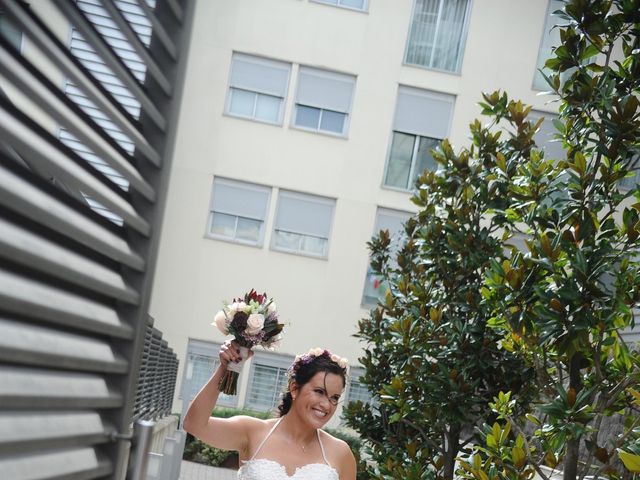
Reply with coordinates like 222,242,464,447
245,351,293,412
405,0,470,73
533,1,564,91
293,67,355,136
208,178,271,246
226,53,291,124
362,208,412,306
346,368,372,405
619,155,640,190
272,191,335,258
384,86,454,190
312,0,368,12
182,340,237,409
0,12,22,51
530,111,564,161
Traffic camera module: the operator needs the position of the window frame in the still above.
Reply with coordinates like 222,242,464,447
292,66,356,138
382,86,454,192
206,177,272,247
532,0,564,91
224,53,292,126
271,190,336,259
181,339,238,408
244,350,294,412
403,0,473,74
362,207,412,306
310,0,369,13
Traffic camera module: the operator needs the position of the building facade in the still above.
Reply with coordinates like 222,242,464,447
145,0,572,424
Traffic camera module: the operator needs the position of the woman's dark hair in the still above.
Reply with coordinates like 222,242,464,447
277,354,347,416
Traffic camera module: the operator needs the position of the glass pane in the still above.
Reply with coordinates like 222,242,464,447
340,0,365,9
301,235,327,256
229,88,256,117
412,136,440,185
186,354,235,405
210,212,236,238
247,364,288,411
347,379,372,404
384,132,416,189
295,105,321,129
406,0,439,67
274,230,302,251
362,269,390,306
319,110,346,134
431,0,468,71
236,217,262,243
255,93,281,123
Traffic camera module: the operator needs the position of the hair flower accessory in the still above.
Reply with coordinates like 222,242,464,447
212,289,284,394
287,347,349,380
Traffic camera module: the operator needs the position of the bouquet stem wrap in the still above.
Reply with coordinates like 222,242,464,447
219,346,249,395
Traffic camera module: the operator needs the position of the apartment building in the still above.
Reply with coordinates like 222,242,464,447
139,0,580,424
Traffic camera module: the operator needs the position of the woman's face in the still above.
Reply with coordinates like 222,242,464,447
292,372,344,428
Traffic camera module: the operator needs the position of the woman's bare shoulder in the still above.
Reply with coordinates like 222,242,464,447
319,429,355,458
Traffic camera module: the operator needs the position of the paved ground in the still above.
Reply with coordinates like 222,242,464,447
179,461,237,480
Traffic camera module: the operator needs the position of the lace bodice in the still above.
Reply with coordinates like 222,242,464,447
238,458,339,480
237,418,339,480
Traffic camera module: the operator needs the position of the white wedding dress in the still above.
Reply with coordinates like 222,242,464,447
237,417,340,480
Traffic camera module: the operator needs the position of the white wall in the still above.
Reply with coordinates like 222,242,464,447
149,0,561,414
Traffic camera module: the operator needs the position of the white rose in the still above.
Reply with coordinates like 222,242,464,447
246,313,265,335
330,354,340,363
338,358,349,369
213,310,229,335
267,301,277,314
311,347,324,357
228,303,239,317
238,301,250,313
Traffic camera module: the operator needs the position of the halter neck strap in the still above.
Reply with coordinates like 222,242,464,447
250,417,284,460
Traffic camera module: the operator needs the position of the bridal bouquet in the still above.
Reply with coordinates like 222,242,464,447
213,289,284,394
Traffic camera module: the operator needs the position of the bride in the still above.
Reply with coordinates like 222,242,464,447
183,341,357,480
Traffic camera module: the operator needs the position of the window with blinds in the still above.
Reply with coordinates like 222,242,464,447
245,363,290,412
533,0,564,91
405,0,470,73
272,190,336,258
226,53,291,124
362,208,412,306
293,66,355,136
208,177,272,246
182,347,237,408
346,369,372,405
384,86,454,190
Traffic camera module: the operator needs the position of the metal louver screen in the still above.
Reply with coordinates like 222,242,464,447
0,0,193,478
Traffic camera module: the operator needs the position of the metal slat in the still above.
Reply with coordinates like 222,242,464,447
137,0,178,60
0,0,162,166
0,269,133,339
54,0,167,132
0,160,145,271
99,0,172,96
0,216,139,304
0,105,151,236
0,317,129,373
0,366,123,408
0,411,114,454
166,0,185,23
0,447,112,480
0,42,156,202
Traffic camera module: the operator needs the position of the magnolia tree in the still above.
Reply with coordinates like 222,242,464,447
457,2,640,480
342,110,539,479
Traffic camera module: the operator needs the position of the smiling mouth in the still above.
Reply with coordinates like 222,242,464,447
312,407,328,418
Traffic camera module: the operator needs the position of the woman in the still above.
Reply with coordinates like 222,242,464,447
183,341,357,480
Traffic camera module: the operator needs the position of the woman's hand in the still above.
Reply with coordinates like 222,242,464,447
219,340,253,367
